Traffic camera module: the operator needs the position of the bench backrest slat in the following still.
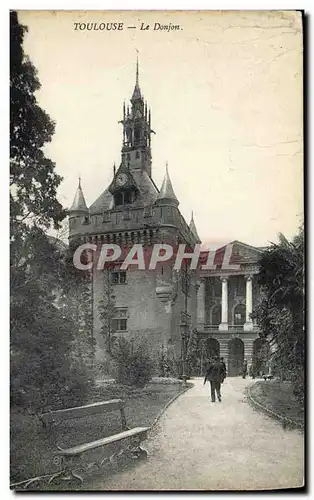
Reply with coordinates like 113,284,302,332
41,399,124,426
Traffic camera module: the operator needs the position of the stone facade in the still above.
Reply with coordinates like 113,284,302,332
68,60,199,362
68,62,264,374
197,241,263,376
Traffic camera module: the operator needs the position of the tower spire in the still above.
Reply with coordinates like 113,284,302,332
189,211,201,242
70,177,88,213
136,49,139,86
156,162,179,207
131,50,142,101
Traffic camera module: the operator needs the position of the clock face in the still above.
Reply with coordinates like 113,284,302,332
116,173,128,187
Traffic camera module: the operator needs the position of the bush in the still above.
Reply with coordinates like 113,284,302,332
10,355,94,413
112,337,154,388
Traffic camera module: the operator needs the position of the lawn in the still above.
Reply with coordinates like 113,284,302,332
248,380,304,428
10,381,186,486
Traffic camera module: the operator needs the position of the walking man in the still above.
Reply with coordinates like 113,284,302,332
204,356,224,402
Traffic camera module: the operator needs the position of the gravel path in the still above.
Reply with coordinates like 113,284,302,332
90,377,304,491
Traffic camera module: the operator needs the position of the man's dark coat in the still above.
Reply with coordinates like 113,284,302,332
204,360,224,383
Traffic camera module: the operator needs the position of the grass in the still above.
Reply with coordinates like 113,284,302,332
249,380,304,427
10,381,185,486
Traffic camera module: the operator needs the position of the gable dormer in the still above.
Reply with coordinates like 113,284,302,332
108,164,138,208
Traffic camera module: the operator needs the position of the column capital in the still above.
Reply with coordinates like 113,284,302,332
196,278,205,290
245,274,253,281
219,275,229,282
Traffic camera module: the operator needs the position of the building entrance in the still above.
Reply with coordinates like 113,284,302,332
205,338,220,359
228,338,244,376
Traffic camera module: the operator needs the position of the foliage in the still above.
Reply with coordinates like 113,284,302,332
252,225,304,402
112,337,154,388
58,250,95,367
10,12,94,413
10,11,66,235
186,328,200,376
157,345,180,378
250,340,270,377
98,266,116,355
10,238,95,413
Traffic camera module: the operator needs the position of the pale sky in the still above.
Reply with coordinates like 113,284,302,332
18,10,303,247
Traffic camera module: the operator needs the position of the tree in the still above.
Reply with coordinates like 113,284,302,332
10,11,66,235
252,225,304,402
10,12,93,412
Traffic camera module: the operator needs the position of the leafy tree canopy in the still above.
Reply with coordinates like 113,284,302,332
252,224,304,402
10,11,66,235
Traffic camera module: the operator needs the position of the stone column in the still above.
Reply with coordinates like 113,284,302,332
196,279,205,327
219,277,229,331
244,275,253,331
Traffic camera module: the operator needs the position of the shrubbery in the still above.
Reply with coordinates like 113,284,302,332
252,227,304,404
111,337,154,388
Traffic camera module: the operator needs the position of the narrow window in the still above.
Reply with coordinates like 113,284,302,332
111,270,127,285
111,308,128,332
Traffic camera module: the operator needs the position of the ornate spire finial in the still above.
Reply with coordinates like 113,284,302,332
136,49,139,86
131,50,142,101
78,175,81,187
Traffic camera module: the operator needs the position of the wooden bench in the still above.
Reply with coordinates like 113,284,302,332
40,399,149,485
262,374,274,381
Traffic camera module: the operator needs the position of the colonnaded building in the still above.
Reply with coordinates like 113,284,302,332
68,61,266,376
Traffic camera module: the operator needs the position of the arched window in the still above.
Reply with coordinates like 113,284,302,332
205,338,220,359
211,305,221,325
234,303,245,325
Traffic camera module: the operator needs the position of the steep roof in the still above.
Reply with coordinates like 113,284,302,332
70,179,88,213
156,164,179,206
189,212,201,243
89,188,114,214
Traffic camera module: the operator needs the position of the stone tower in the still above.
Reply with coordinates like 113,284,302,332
68,59,201,362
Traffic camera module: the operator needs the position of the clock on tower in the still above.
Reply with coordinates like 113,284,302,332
115,173,128,187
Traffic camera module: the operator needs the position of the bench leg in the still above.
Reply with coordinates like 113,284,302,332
48,456,84,487
130,437,148,460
